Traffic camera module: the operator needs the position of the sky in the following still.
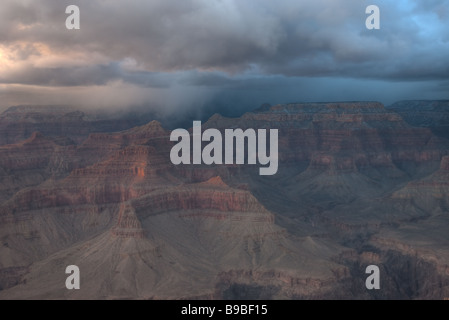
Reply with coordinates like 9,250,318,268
0,0,448,121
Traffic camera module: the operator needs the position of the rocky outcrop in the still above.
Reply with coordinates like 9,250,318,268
205,102,448,172
388,100,449,127
0,105,156,145
388,100,449,139
216,266,350,299
391,156,449,212
0,132,61,203
111,205,145,239
0,267,29,291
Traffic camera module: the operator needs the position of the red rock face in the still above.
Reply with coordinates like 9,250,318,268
1,101,449,299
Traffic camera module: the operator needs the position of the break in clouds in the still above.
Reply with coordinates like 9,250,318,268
0,0,448,116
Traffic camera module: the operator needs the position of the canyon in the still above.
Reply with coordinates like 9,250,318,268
0,101,448,299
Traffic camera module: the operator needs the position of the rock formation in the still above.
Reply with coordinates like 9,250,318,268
1,101,449,299
0,105,156,145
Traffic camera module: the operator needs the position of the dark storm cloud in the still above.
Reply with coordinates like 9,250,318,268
0,0,448,113
1,0,447,80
